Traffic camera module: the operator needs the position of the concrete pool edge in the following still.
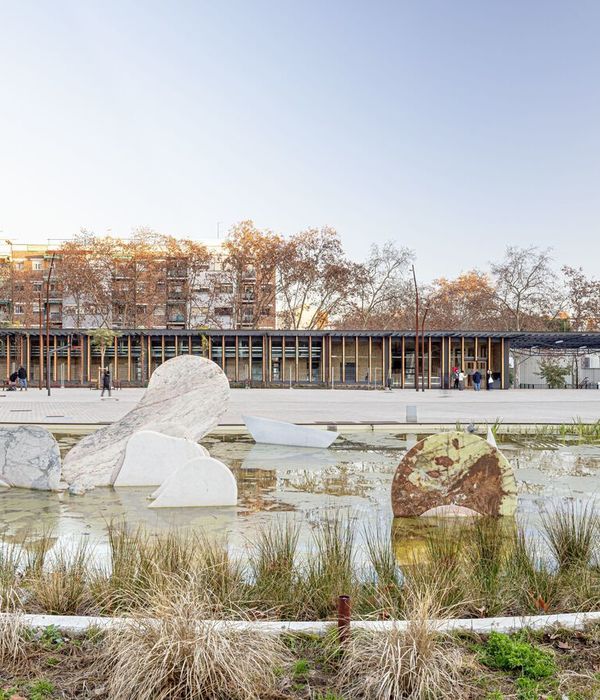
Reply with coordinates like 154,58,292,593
3,610,600,637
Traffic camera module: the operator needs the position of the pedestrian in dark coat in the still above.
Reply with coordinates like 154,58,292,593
473,370,482,391
101,368,111,397
17,366,27,391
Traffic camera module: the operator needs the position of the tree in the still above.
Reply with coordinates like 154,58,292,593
536,358,570,388
88,328,121,371
562,266,600,331
426,271,499,330
341,241,413,329
221,221,282,328
490,246,562,331
277,227,354,329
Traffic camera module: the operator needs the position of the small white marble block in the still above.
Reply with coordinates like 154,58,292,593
148,456,238,508
113,430,209,487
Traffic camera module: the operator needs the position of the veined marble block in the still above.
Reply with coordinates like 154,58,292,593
243,415,338,448
113,430,209,487
148,456,238,508
0,426,61,491
62,355,229,492
391,431,517,518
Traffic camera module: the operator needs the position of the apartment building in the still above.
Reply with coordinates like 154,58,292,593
0,240,276,330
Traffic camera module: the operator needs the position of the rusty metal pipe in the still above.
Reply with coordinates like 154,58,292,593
337,595,351,644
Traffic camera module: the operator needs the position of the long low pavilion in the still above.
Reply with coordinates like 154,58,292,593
0,329,598,390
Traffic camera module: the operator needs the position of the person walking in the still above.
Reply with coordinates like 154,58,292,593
458,369,465,391
17,366,27,391
473,369,482,391
101,368,111,397
452,366,459,389
487,370,494,390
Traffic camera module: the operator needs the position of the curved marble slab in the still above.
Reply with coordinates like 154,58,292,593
113,430,209,487
62,355,229,492
148,456,238,508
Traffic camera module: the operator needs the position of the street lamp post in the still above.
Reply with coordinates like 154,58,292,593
45,252,57,396
411,265,419,392
4,239,14,324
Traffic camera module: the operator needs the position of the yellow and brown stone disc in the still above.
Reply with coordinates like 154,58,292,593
391,431,517,518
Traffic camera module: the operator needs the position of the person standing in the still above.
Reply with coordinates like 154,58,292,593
473,369,482,391
452,366,459,389
101,368,111,397
17,366,27,391
458,369,465,391
487,370,494,390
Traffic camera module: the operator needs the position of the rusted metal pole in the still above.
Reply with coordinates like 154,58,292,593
411,265,419,392
45,252,56,396
337,595,351,645
421,307,429,392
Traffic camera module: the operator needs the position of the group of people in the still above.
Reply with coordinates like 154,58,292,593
452,367,494,391
6,366,28,391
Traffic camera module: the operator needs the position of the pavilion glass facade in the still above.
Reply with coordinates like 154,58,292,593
0,330,511,389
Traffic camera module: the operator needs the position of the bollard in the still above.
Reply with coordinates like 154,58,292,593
406,405,417,423
337,594,351,645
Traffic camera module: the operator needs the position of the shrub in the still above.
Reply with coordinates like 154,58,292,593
480,632,556,680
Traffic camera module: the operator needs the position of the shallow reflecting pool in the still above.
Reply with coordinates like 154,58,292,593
1,430,600,555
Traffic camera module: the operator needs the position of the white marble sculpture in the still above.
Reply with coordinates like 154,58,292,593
243,415,338,449
63,355,230,492
486,426,498,449
148,456,238,508
0,426,61,491
113,430,209,487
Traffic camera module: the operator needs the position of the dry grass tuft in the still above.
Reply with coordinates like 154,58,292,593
337,581,463,699
103,579,289,700
0,610,26,666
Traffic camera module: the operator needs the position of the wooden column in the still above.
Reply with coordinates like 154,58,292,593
28,335,35,383
488,337,492,373
328,336,332,384
207,336,212,362
188,336,192,354
401,336,405,389
461,336,465,370
428,337,432,389
355,336,359,383
295,336,299,383
88,335,92,383
5,334,10,377
162,335,166,363
147,336,152,377
368,337,372,383
67,338,72,382
441,336,445,388
281,336,286,383
382,337,386,386
127,336,131,382
501,338,505,389
174,335,178,356
342,337,346,383
221,335,225,370
388,336,392,384
235,336,239,382
268,335,272,382
474,337,478,365
321,336,325,382
308,336,312,383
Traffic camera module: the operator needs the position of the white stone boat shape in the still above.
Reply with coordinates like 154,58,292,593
243,415,338,449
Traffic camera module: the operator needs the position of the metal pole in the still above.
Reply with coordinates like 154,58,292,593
411,265,419,392
38,291,43,390
421,307,429,392
45,252,56,396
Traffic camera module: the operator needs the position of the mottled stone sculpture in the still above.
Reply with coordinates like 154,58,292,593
391,431,517,518
0,426,61,491
62,355,230,492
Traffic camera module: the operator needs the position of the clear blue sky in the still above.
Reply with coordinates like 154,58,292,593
1,0,598,279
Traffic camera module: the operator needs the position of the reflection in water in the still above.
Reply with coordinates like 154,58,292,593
1,430,600,560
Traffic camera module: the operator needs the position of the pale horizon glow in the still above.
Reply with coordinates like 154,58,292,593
1,1,599,281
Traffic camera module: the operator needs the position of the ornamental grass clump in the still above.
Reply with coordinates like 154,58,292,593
540,500,600,572
336,582,463,700
103,580,289,700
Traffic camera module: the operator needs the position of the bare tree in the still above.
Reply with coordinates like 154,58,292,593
562,266,600,331
490,246,562,331
343,241,414,329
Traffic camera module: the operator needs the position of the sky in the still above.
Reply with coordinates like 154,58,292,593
0,0,599,280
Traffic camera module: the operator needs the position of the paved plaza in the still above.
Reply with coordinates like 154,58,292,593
0,387,598,426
